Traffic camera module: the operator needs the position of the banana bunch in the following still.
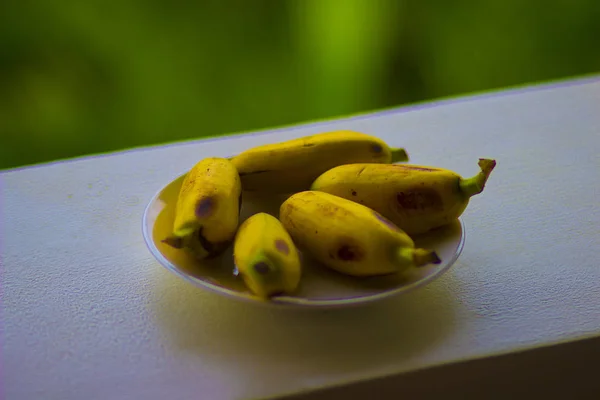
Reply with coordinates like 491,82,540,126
162,130,496,301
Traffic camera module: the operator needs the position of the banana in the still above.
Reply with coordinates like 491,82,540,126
310,158,497,235
279,191,441,277
162,157,242,259
233,212,302,299
230,130,408,193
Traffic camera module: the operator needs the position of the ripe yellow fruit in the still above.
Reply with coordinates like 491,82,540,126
162,157,242,259
231,130,408,193
279,191,441,277
233,213,302,299
311,158,496,235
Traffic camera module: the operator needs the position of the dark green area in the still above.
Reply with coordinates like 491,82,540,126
2,0,599,170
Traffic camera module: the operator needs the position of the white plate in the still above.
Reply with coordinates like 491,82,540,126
142,172,465,308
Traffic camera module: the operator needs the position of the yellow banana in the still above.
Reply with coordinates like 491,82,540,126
230,130,408,193
279,191,440,277
162,157,242,259
310,158,497,235
233,212,302,299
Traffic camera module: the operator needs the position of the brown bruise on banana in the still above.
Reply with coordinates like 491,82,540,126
195,196,215,218
274,239,290,255
329,237,365,262
336,245,364,261
253,261,271,275
396,188,444,212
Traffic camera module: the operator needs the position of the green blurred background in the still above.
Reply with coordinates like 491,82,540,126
1,0,599,170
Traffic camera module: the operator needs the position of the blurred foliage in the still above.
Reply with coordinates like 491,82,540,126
1,0,599,169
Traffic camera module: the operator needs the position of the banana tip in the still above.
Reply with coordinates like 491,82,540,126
391,148,409,163
414,249,441,267
478,158,497,175
430,251,442,265
460,158,497,197
161,235,183,249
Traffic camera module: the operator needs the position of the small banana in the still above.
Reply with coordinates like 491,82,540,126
233,212,302,299
162,157,242,259
230,130,408,193
311,158,497,235
279,191,441,277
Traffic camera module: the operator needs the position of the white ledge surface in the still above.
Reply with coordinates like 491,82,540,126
3,76,600,400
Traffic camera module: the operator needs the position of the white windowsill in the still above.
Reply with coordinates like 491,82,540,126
3,75,600,400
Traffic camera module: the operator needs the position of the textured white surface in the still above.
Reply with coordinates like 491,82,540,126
3,77,600,400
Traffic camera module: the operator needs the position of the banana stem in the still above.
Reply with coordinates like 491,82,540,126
390,148,409,163
396,247,442,268
459,158,497,198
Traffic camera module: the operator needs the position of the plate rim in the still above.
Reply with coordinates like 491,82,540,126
142,171,466,308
